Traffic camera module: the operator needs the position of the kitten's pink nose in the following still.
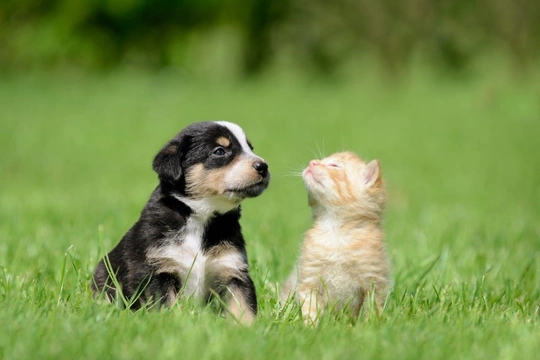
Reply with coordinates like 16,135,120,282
309,160,319,167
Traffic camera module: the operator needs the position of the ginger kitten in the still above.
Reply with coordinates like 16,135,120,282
281,151,391,325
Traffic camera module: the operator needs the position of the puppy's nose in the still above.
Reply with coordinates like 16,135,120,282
253,161,268,177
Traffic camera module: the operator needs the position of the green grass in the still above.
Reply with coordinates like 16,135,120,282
1,69,539,359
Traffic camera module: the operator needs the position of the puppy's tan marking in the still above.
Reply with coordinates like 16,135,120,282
224,287,255,325
206,243,249,284
216,137,230,147
185,157,264,199
185,163,235,197
223,157,263,189
165,145,178,154
204,243,254,325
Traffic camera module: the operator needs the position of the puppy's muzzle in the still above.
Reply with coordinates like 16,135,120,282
226,159,270,199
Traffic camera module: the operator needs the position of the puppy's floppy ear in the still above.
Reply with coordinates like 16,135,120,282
152,139,185,184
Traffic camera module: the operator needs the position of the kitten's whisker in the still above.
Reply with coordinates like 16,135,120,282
282,171,304,178
315,142,324,160
312,139,327,160
290,178,304,187
283,164,306,178
307,145,319,161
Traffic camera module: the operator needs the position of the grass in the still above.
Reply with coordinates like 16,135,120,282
1,68,539,359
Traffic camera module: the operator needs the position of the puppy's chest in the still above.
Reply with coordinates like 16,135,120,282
146,218,243,299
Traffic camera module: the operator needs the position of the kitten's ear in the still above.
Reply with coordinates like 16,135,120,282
363,160,382,188
152,137,186,184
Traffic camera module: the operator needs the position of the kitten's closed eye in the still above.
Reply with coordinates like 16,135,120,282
328,163,341,168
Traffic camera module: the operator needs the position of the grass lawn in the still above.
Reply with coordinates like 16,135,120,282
1,68,539,359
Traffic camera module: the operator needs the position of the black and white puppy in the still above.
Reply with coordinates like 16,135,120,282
92,121,270,324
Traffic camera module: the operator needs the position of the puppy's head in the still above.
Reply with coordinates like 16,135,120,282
153,121,270,206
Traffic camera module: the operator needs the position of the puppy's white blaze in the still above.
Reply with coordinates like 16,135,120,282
215,121,259,158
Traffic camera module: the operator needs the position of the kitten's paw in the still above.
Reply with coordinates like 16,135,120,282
301,299,321,327
303,313,320,327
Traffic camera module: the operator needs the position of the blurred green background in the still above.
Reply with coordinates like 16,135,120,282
1,0,540,77
1,2,540,359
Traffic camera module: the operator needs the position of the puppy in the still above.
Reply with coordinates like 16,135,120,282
92,121,270,324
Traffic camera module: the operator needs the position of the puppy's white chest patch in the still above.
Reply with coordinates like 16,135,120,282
177,222,208,297
146,218,209,299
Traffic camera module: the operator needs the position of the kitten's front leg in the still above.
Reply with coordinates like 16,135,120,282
297,289,321,326
280,267,298,304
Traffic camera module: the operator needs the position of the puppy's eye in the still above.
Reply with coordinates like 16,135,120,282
213,147,226,156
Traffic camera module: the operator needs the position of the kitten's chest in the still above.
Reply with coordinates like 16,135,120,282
304,246,366,299
304,227,370,277
307,225,360,255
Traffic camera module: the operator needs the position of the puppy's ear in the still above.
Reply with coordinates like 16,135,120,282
152,140,184,184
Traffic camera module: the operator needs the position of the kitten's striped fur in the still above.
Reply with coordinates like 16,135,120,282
281,151,391,325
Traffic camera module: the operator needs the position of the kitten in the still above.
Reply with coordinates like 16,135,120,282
281,151,391,325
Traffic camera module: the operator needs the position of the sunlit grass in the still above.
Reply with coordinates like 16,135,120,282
0,69,539,359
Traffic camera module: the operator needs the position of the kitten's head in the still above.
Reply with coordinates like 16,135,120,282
302,151,385,216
